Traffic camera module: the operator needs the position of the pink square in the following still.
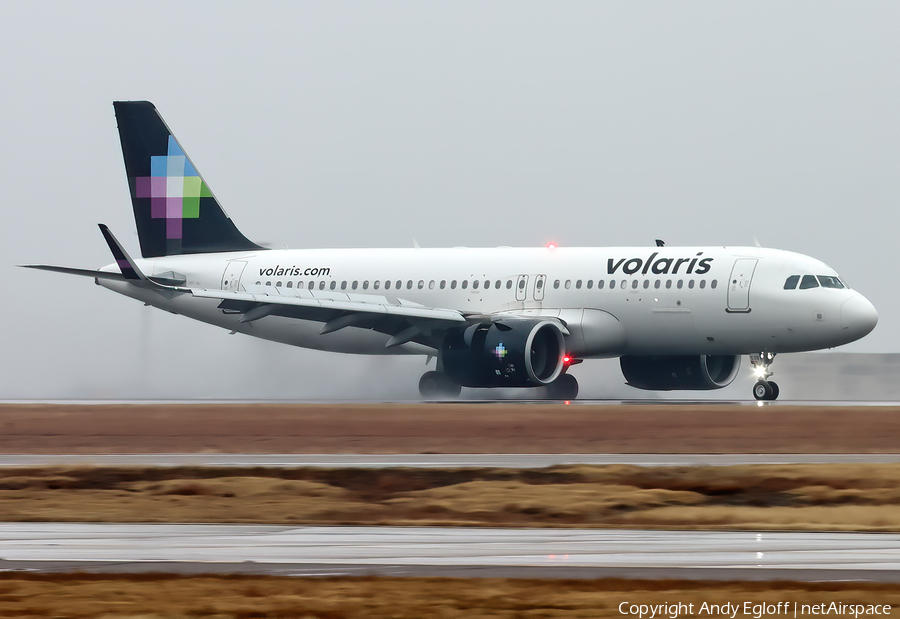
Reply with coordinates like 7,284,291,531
166,197,182,218
151,177,167,198
135,177,151,198
151,198,166,218
166,217,182,239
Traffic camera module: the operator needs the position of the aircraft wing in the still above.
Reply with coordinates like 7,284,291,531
190,288,467,349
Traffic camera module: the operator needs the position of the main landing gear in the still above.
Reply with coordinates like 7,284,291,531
545,373,579,400
750,352,779,401
418,371,461,399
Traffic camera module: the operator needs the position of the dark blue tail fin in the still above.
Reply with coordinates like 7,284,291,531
114,101,263,258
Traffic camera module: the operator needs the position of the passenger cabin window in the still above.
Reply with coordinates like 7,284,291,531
407,280,413,290
495,280,501,289
318,281,325,290
418,280,424,289
352,281,358,290
276,281,282,287
711,280,718,289
587,280,593,289
473,280,479,290
597,280,604,289
699,280,706,289
265,281,271,286
362,281,369,290
553,280,560,289
429,280,436,289
340,281,347,290
800,275,819,289
330,281,336,290
565,280,571,289
631,280,638,289
817,275,844,289
440,280,446,289
298,281,304,289
373,280,380,290
784,275,800,290
384,280,391,290
451,280,457,289
286,281,292,288
462,280,468,289
506,280,512,289
688,280,695,289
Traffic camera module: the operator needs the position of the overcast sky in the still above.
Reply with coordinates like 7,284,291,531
1,2,898,400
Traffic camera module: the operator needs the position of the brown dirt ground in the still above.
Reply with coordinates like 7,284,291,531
1,403,899,453
4,464,900,530
0,574,897,618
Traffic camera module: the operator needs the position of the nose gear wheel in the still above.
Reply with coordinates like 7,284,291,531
750,352,779,401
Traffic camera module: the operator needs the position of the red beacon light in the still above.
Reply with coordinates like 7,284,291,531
546,242,557,250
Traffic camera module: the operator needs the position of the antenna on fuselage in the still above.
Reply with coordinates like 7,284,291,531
655,239,665,247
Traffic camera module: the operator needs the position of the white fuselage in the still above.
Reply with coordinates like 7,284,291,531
97,245,877,359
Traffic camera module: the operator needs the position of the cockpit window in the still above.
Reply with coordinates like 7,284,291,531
784,275,800,290
799,275,819,289
817,275,844,289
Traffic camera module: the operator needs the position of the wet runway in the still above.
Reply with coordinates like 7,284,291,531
1,524,898,581
1,453,899,468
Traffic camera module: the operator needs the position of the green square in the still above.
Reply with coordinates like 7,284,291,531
183,176,202,198
183,196,200,218
200,182,213,198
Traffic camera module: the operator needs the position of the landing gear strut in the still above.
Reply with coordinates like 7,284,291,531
418,371,461,399
750,352,779,401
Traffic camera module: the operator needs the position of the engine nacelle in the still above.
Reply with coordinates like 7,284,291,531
441,319,566,388
620,354,741,391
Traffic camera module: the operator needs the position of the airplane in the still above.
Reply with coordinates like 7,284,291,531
22,101,878,401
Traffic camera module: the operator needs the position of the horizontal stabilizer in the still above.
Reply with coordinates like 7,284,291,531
18,264,126,281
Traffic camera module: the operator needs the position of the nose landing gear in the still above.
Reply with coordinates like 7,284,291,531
750,352,779,401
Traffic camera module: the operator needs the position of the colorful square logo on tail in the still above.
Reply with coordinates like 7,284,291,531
134,136,210,239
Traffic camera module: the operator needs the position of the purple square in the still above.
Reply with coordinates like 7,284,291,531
151,197,166,218
166,197,183,218
151,177,167,198
166,217,182,239
135,177,151,198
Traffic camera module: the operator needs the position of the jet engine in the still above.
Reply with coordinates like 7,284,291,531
620,354,741,390
440,319,567,388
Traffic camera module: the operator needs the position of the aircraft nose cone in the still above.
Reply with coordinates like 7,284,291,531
841,295,878,340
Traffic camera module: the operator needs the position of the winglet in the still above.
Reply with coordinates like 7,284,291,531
98,224,146,281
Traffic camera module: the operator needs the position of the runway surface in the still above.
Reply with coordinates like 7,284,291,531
0,524,898,581
1,453,899,468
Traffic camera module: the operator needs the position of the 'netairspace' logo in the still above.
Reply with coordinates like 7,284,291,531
618,601,892,619
607,252,713,276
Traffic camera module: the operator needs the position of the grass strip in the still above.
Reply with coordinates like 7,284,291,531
0,464,898,530
0,574,896,618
